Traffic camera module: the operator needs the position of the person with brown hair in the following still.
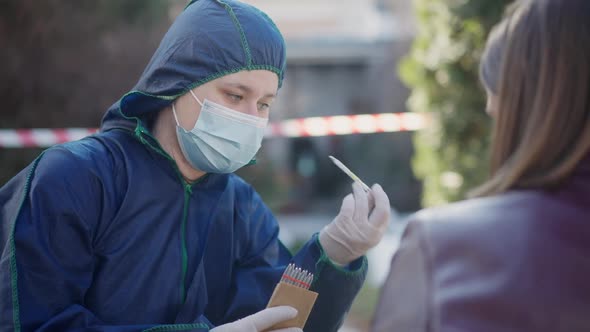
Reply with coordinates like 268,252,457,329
371,0,590,330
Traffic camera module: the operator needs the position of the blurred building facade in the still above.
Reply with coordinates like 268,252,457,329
239,0,421,214
2,0,420,213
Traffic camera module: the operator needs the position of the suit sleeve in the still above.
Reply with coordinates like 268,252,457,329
0,148,212,332
220,188,367,332
371,219,431,332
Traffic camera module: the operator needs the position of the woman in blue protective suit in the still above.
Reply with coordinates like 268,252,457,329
0,1,391,331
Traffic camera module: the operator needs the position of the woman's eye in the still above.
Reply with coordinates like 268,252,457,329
227,93,242,102
258,103,270,112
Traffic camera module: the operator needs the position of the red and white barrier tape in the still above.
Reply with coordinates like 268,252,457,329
268,112,428,137
0,128,99,148
0,112,428,148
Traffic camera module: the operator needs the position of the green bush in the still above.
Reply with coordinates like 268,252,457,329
401,0,512,206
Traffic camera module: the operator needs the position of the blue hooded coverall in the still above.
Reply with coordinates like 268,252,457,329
0,0,367,332
0,1,367,331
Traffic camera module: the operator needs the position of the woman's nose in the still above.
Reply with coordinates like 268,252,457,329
238,103,260,117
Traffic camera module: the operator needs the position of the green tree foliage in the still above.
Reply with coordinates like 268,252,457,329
400,0,512,206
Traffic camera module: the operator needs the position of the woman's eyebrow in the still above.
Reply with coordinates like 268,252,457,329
224,83,276,98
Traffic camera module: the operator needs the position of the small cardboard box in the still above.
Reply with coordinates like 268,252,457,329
265,282,318,330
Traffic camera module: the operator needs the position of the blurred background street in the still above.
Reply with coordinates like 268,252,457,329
1,0,507,329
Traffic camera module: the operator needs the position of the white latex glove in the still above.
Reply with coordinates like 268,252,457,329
319,182,391,266
210,306,302,332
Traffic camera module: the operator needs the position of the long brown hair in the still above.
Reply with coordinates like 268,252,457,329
479,18,509,95
473,0,590,197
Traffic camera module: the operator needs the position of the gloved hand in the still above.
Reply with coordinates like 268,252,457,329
210,306,302,332
319,182,391,266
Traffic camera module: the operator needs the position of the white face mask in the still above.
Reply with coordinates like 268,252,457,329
173,90,268,174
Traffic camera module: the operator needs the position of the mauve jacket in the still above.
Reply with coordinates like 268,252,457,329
372,155,590,332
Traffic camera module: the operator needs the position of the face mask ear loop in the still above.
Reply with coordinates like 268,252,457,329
172,103,181,126
189,89,204,106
